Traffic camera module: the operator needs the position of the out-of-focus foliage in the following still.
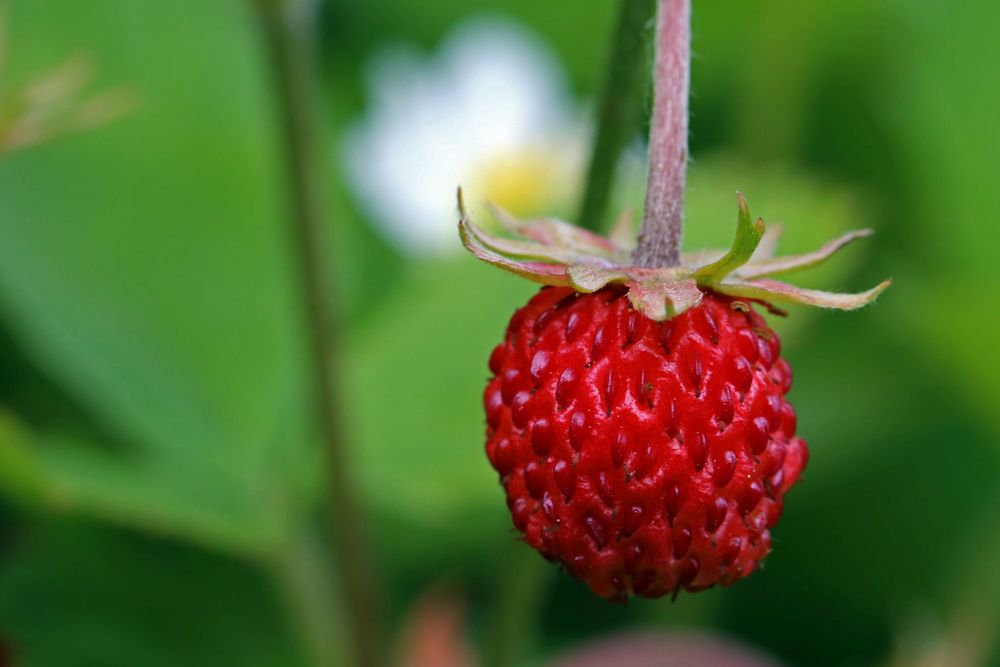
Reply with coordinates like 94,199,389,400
0,0,998,666
0,0,316,557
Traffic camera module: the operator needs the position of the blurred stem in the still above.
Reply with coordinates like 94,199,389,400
253,1,383,667
576,0,656,232
633,0,690,268
272,527,350,667
485,544,551,667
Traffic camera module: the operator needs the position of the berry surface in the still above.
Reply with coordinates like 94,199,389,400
484,285,808,600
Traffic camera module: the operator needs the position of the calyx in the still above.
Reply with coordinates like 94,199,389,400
458,189,890,320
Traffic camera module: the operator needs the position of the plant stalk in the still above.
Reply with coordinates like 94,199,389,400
484,544,551,667
253,1,382,666
272,526,350,667
576,0,657,232
633,0,690,268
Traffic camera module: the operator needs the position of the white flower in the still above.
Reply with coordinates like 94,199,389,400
341,17,584,255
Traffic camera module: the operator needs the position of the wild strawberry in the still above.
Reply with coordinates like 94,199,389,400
460,192,889,600
486,285,805,599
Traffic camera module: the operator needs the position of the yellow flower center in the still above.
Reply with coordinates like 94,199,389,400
469,147,566,218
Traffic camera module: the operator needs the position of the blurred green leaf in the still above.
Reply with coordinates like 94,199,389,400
0,412,282,554
347,258,532,531
886,0,1000,437
0,0,315,553
0,411,45,500
0,518,303,667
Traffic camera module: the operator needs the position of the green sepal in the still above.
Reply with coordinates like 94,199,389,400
737,229,873,279
715,277,892,310
458,215,571,287
486,201,628,262
457,187,891,320
693,193,765,285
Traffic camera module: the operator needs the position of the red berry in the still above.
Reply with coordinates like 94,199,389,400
483,286,807,600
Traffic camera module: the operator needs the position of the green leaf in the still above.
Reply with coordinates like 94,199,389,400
346,258,527,541
888,0,1000,437
0,518,304,667
0,0,315,552
0,411,46,501
0,413,284,555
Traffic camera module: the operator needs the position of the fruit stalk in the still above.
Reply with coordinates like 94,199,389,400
634,0,690,268
253,1,383,666
576,0,657,232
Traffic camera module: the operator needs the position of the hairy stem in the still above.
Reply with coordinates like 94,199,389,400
253,1,383,666
633,0,690,268
576,0,656,232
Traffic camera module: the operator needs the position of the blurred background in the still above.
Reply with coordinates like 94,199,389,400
0,0,998,665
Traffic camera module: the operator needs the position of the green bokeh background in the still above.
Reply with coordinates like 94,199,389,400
0,1,998,666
